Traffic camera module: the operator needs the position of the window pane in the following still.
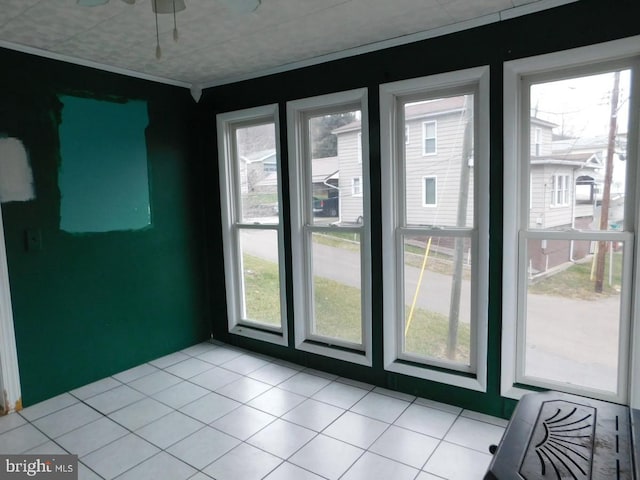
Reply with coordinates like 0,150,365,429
402,235,471,366
423,177,436,206
523,239,623,393
235,123,279,224
239,229,281,327
529,70,631,231
310,231,362,344
405,95,474,227
423,121,436,155
308,110,361,225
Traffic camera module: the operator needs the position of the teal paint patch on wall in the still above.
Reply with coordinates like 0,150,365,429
58,95,151,233
0,50,209,407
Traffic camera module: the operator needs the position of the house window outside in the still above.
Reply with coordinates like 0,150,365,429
287,89,372,366
551,174,570,206
423,176,436,206
380,66,490,391
534,127,542,156
353,176,362,197
422,121,436,155
217,105,287,345
503,40,639,405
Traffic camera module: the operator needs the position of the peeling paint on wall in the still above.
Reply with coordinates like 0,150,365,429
58,95,151,233
0,137,35,203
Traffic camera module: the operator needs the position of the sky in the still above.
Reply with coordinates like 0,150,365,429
531,69,632,138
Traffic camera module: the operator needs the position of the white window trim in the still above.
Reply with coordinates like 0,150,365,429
422,120,437,156
0,204,22,414
380,66,490,392
357,132,363,164
422,175,437,207
217,104,288,346
502,35,640,405
287,88,372,367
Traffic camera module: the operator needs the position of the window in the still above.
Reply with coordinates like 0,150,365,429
422,121,437,155
380,66,490,390
217,105,287,345
550,174,570,206
423,176,437,206
534,127,541,156
352,176,362,197
287,89,371,365
503,38,640,405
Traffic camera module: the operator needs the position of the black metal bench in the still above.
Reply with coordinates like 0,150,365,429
484,391,640,479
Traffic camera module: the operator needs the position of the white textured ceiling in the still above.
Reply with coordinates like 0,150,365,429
0,0,575,90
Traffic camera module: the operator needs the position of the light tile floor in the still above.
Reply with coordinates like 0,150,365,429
0,341,507,480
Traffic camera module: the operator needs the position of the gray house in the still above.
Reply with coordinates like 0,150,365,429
334,96,474,226
333,99,617,273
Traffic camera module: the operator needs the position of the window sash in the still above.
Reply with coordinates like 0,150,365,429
515,230,633,400
380,66,490,391
287,88,372,366
217,105,288,346
502,38,640,406
395,228,477,372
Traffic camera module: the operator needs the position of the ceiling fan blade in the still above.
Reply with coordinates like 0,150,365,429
77,0,110,6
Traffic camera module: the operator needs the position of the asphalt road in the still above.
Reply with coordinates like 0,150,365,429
241,228,622,394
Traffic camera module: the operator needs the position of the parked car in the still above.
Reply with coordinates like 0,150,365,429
313,196,339,217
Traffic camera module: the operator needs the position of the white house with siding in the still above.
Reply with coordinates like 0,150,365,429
332,98,623,273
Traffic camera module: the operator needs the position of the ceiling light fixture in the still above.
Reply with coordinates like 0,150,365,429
151,0,186,14
152,0,185,60
77,0,260,60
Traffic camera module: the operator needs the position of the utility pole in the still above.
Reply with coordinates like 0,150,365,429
594,71,620,293
447,96,473,360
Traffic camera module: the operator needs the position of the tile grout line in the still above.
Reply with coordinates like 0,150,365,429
2,341,505,480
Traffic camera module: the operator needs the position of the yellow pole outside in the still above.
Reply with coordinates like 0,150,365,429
590,242,598,281
405,237,432,336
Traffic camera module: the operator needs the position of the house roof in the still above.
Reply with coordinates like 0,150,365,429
553,133,627,153
531,117,558,129
311,156,339,182
241,149,276,164
332,122,362,134
530,152,601,169
333,96,469,134
404,96,467,120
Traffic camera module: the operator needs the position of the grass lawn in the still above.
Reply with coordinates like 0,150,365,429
243,253,470,362
404,242,471,279
528,251,623,300
242,254,282,326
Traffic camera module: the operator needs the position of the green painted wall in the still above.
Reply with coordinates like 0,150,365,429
0,49,210,406
200,0,640,418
